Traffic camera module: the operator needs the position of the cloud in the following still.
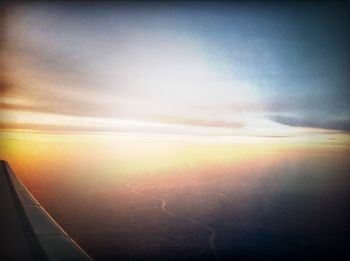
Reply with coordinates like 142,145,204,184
2,2,350,140
1,88,244,131
0,109,244,138
270,115,350,132
0,79,13,95
149,115,243,129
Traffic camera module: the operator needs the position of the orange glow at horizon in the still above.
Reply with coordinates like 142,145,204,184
1,131,349,187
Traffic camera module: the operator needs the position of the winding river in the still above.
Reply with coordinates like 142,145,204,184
127,184,219,260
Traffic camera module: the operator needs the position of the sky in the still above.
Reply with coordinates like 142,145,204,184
1,1,350,144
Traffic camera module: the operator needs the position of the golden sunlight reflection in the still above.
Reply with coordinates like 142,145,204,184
1,131,350,260
1,131,349,188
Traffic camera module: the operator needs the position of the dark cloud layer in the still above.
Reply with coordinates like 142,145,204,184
271,115,350,132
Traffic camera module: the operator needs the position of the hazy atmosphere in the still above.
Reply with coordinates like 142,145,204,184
1,1,350,260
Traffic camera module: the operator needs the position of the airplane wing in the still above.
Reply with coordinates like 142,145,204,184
0,160,92,260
